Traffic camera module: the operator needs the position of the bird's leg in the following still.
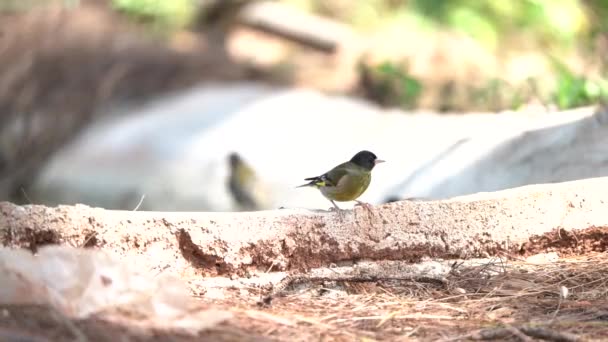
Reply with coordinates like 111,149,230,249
328,200,341,211
328,200,346,219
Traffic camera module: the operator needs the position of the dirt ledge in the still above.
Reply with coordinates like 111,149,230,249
2,177,608,277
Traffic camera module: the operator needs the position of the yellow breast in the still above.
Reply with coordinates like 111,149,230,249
320,172,371,202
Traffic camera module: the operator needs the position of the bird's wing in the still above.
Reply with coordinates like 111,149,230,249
320,162,352,187
301,162,353,188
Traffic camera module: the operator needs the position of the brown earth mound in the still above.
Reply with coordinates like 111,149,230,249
2,178,608,340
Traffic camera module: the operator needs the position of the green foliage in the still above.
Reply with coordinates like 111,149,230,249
366,57,608,112
469,78,513,112
410,0,586,49
467,65,608,112
364,61,423,109
283,0,430,32
111,0,196,31
549,59,608,109
584,0,608,34
288,0,607,111
0,0,79,13
283,0,587,49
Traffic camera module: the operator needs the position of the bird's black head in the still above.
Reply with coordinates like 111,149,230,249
350,150,385,170
228,152,242,168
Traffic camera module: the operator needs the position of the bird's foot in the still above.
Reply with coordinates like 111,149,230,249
355,200,374,211
355,200,383,225
328,206,346,219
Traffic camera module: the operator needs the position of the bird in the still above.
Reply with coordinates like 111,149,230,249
226,152,269,211
297,150,385,211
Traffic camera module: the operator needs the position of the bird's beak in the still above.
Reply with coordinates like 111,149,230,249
375,159,386,164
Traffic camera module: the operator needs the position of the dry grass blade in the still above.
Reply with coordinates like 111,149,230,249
518,326,581,342
505,325,534,342
443,324,582,342
259,272,447,306
0,327,51,342
235,253,608,340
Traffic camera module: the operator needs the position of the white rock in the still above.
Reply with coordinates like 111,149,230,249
525,252,559,264
31,83,606,211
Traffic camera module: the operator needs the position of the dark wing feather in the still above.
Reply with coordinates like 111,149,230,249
323,162,351,186
298,162,351,188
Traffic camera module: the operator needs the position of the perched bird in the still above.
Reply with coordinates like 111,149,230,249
226,152,269,211
297,150,385,210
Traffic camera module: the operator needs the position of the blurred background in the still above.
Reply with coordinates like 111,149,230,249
2,0,608,212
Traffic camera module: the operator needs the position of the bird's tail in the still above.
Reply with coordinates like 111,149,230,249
296,176,326,188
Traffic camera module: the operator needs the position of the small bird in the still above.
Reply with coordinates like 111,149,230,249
227,152,269,211
297,150,385,210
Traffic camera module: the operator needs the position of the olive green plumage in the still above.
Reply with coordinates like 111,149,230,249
227,152,264,211
297,150,385,209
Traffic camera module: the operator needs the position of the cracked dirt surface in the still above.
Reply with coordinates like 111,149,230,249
2,178,608,340
3,177,608,278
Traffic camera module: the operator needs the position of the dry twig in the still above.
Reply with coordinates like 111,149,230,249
519,326,581,342
259,273,447,306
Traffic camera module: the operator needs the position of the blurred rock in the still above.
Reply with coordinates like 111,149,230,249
0,4,255,204
401,105,608,200
30,84,607,211
32,83,276,211
0,245,231,334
